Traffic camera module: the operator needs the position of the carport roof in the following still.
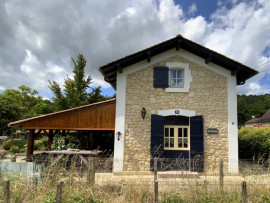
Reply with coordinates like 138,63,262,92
8,99,116,131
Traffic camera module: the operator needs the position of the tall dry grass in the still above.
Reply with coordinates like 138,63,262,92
0,158,270,202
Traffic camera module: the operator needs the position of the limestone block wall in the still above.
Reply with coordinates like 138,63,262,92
124,55,228,172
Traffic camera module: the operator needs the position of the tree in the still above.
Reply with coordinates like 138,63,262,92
237,94,270,124
0,85,54,136
49,54,110,110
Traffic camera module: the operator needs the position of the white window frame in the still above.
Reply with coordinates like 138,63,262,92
165,62,192,92
164,125,190,150
169,69,184,88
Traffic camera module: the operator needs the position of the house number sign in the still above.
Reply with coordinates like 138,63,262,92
207,128,219,134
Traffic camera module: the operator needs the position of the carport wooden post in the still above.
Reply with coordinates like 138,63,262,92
79,132,83,150
26,129,35,162
48,129,54,151
86,134,89,150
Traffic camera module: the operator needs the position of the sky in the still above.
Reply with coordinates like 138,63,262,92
0,0,270,99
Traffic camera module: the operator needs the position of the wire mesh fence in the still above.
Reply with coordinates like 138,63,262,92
1,154,270,202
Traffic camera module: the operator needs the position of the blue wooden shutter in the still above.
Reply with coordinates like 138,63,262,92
151,114,165,157
150,114,164,171
153,66,169,88
190,115,204,172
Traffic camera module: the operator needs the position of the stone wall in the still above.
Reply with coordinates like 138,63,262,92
124,54,228,172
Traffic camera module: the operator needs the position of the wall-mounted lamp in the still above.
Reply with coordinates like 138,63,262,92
141,107,146,120
238,123,242,129
116,131,122,141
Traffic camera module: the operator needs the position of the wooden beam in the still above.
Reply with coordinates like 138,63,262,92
107,76,116,82
26,129,35,162
90,132,95,150
231,66,241,76
176,39,182,50
22,127,116,131
43,129,49,136
86,133,89,150
205,53,213,64
35,129,42,136
48,129,54,151
53,130,59,136
147,51,151,62
117,63,122,73
79,132,83,150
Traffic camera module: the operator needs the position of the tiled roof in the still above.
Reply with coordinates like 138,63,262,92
245,109,270,124
245,117,260,124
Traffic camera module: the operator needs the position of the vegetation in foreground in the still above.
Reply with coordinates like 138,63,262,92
238,127,270,159
0,162,270,203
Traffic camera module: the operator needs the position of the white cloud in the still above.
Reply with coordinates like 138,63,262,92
0,0,269,97
188,2,197,15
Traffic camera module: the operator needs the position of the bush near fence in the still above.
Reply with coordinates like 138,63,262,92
239,127,270,159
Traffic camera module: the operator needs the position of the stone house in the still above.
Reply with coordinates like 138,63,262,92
99,35,258,174
245,109,270,128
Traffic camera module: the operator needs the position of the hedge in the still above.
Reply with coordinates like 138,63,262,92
238,128,270,159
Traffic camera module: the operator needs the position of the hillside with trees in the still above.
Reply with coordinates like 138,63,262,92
237,94,270,124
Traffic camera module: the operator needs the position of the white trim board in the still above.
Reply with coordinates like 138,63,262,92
158,109,196,117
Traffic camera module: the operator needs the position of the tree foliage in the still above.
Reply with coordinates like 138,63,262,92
0,85,55,136
49,54,110,110
238,94,270,124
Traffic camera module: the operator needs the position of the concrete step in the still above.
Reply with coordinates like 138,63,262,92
158,171,199,179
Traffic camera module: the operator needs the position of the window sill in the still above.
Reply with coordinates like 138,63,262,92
164,148,190,151
165,87,190,92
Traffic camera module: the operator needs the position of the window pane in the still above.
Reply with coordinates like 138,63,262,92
177,70,183,79
177,79,183,87
171,70,176,78
178,138,182,148
171,79,176,87
170,138,174,147
184,128,188,137
178,128,182,137
184,138,188,148
165,128,169,137
170,128,174,137
165,138,169,147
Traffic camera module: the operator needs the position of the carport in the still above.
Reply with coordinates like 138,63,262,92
8,99,116,161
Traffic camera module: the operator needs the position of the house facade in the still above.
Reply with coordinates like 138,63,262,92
100,36,258,174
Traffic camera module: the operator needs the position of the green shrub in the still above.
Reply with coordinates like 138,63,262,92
2,139,13,150
52,134,80,150
238,128,270,159
162,194,184,203
10,145,20,154
34,136,49,150
13,139,27,148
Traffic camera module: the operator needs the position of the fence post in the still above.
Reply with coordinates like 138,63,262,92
241,181,247,203
88,157,96,185
56,180,63,203
4,180,10,203
154,157,158,203
219,159,224,188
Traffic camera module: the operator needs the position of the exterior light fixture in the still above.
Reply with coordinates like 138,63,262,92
238,123,241,129
116,131,122,141
141,107,146,120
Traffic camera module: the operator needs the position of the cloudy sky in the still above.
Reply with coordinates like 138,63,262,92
0,0,270,98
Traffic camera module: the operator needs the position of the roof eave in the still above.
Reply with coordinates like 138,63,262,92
99,35,258,90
